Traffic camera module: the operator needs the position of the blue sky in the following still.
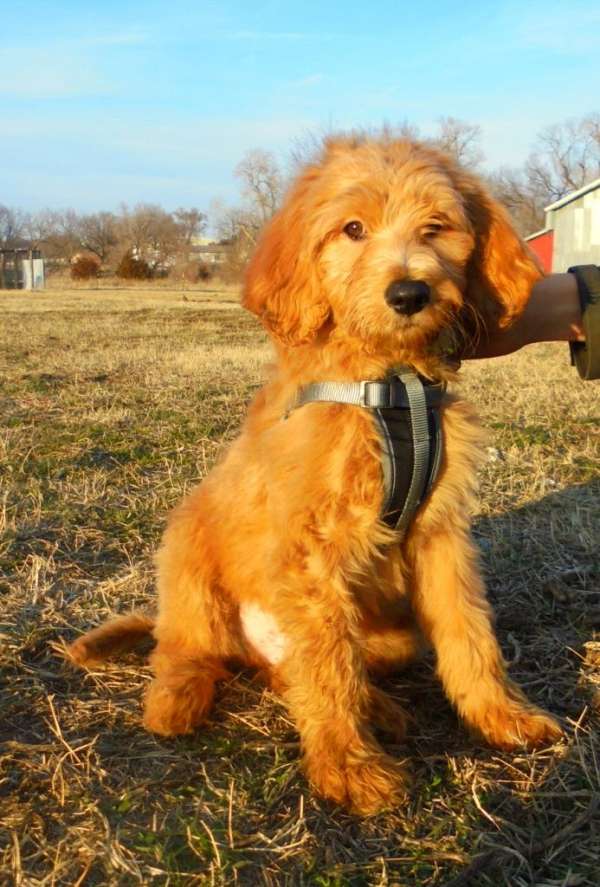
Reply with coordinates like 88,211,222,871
1,0,599,217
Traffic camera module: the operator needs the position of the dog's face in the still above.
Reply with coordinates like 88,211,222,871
243,137,541,360
314,141,475,354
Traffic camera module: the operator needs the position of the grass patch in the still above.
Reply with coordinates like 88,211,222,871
1,288,599,885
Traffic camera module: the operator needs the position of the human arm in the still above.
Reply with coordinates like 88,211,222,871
467,272,584,359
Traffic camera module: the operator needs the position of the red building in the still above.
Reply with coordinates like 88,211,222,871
524,227,554,273
525,176,600,272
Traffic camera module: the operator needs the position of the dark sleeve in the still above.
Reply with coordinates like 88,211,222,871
568,265,600,380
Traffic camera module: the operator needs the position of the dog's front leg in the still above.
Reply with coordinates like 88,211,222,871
271,569,408,815
411,527,562,749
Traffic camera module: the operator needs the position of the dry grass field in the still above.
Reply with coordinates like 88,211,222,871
1,286,599,886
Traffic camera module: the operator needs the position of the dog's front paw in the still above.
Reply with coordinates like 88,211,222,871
475,704,563,750
306,747,409,815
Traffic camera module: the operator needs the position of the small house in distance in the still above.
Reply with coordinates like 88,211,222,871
190,237,232,268
0,246,45,289
526,177,600,272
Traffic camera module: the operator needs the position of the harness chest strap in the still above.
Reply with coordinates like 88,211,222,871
289,372,445,533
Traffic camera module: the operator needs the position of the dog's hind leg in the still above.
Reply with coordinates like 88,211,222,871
361,623,426,676
143,592,239,737
411,527,563,749
360,623,426,741
143,525,244,738
143,644,231,736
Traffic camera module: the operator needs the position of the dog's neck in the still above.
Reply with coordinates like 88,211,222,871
274,332,457,386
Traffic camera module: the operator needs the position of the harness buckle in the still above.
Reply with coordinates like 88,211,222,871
360,381,389,408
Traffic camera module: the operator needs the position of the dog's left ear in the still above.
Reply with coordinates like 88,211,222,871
462,174,543,331
242,168,331,346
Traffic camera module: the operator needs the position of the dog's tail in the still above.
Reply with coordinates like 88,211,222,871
66,612,155,666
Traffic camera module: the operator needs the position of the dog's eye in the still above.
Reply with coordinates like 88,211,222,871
423,222,446,238
343,220,366,241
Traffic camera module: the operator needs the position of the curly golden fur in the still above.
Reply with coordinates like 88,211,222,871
68,136,562,815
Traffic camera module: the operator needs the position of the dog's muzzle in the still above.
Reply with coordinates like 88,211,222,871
385,279,431,316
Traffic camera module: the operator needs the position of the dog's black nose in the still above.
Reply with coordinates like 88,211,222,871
385,279,431,316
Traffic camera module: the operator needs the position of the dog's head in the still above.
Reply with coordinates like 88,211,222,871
243,136,541,360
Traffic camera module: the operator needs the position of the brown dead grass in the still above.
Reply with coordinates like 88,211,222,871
45,272,240,296
1,288,598,886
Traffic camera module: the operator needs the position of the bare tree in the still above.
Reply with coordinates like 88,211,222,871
584,112,600,152
44,209,82,262
432,117,484,168
172,207,206,247
21,210,81,259
0,205,26,246
526,114,600,204
118,203,182,269
216,205,260,244
235,149,283,226
210,150,284,281
213,205,260,280
79,212,119,262
485,112,600,235
486,167,547,235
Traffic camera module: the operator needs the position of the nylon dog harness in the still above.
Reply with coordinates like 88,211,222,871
289,370,446,533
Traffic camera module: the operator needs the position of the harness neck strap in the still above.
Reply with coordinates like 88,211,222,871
294,377,446,410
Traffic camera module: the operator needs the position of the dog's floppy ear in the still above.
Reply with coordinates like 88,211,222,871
461,174,543,331
242,168,331,346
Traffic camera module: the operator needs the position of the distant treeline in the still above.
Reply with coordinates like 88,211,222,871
2,113,599,281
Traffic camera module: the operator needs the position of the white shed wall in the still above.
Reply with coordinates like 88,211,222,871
548,187,600,271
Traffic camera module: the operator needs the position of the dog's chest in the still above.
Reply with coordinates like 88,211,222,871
240,602,288,665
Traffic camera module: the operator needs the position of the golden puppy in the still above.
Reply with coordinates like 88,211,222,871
69,135,562,815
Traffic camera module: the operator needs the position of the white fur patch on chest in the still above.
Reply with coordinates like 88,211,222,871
240,603,288,665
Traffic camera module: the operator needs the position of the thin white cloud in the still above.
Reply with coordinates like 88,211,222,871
226,30,312,40
76,32,149,47
0,28,150,99
511,1,600,52
0,48,111,98
292,74,324,88
0,107,313,178
224,30,339,41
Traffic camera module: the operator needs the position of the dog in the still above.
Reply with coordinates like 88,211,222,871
68,135,562,815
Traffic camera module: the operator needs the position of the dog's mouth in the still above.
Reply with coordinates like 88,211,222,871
383,279,467,360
